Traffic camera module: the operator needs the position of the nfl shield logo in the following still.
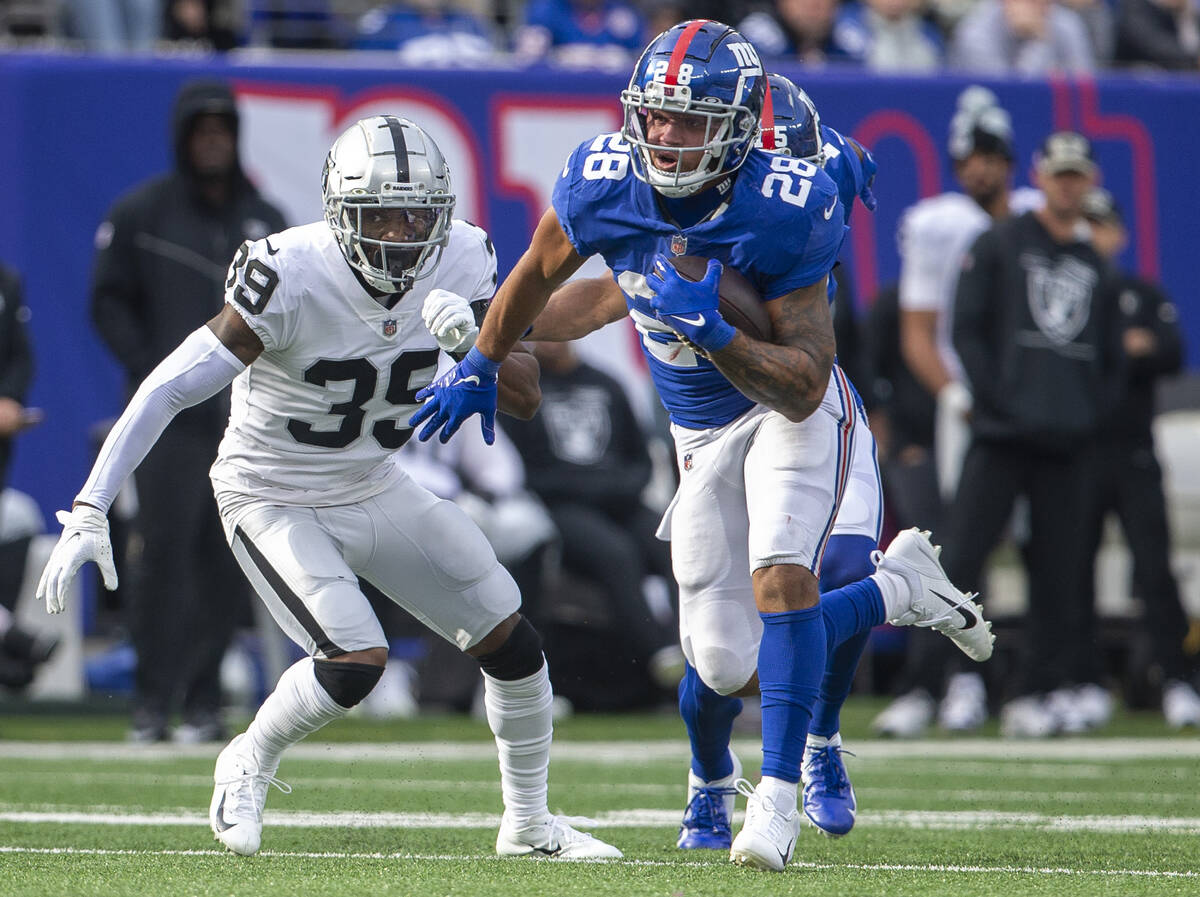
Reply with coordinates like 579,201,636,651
670,233,688,256
382,319,397,337
683,452,693,471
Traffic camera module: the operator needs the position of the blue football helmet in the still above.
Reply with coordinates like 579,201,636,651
621,19,766,197
759,73,824,166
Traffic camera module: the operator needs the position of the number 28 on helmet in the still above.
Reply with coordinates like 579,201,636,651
621,20,766,198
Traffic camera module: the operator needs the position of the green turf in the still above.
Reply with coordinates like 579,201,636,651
1,702,1198,896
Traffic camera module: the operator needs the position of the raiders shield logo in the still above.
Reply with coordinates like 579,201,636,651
670,233,688,256
382,319,397,337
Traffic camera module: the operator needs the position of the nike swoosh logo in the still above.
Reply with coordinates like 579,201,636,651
777,835,795,865
674,313,705,327
264,238,279,255
931,588,977,629
532,844,563,857
452,375,481,387
213,793,233,832
823,200,837,220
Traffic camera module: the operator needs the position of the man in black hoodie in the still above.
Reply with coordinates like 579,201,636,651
948,132,1120,738
90,79,287,743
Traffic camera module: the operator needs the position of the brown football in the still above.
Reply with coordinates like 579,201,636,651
668,255,773,342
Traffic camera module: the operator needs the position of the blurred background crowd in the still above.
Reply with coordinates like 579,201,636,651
1,0,1198,73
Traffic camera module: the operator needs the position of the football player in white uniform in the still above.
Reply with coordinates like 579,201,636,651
35,115,621,861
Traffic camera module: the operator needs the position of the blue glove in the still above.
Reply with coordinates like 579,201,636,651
645,254,737,353
408,346,501,444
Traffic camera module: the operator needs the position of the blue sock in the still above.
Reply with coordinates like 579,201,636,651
811,535,884,737
758,605,826,783
679,662,742,781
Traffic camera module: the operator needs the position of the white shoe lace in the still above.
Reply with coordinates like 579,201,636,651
544,814,600,849
218,766,292,823
734,779,794,839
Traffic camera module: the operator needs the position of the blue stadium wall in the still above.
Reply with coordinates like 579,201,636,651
0,51,1195,523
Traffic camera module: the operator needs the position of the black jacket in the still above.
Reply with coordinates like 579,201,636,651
503,360,651,517
0,265,34,408
953,211,1120,453
1103,274,1185,441
89,80,286,433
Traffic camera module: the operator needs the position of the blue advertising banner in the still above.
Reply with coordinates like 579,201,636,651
0,51,1195,522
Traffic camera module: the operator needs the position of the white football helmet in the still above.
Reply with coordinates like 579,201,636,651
322,115,454,293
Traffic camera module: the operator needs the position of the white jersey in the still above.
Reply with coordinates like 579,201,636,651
210,219,497,510
897,187,1041,381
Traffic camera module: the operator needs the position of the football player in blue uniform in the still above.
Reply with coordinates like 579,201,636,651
412,20,993,872
760,73,881,839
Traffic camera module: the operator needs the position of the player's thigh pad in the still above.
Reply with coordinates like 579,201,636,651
666,411,762,694
745,372,856,573
830,405,884,541
229,503,386,659
355,479,520,651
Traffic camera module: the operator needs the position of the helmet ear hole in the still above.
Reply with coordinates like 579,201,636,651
322,115,456,293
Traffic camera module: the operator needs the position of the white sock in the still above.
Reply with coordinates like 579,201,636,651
871,567,910,620
0,605,11,634
757,775,798,816
244,657,347,773
805,731,841,753
482,660,553,830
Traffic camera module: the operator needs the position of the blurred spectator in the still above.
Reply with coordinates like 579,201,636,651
1079,187,1200,728
90,79,286,742
245,0,341,49
60,0,161,51
873,88,1040,739
164,0,238,50
1059,0,1116,64
502,340,682,689
514,0,645,68
832,0,945,71
950,0,1095,74
353,1,502,64
0,263,54,691
738,0,848,62
948,132,1119,739
1115,0,1200,70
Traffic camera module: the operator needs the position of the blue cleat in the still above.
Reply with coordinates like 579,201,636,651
801,743,857,838
677,751,742,849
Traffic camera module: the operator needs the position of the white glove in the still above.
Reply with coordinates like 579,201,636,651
422,288,478,354
935,380,973,503
35,505,118,614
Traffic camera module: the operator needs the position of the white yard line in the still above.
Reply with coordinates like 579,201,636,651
0,737,1198,763
0,845,1196,879
3,806,1200,834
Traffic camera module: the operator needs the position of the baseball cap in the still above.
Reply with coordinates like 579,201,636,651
1036,131,1097,176
947,87,1014,161
1082,187,1122,224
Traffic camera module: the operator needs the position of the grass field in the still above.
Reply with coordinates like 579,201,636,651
2,700,1199,897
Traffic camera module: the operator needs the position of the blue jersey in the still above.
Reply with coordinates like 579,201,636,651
554,133,846,429
819,125,877,225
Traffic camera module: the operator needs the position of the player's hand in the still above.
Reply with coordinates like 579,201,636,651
645,254,737,353
408,346,501,445
35,505,118,614
422,288,478,354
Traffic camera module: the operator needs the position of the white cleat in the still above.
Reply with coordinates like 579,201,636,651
1163,680,1200,729
729,780,801,873
999,695,1059,738
938,672,989,732
872,689,935,738
875,528,994,662
209,733,291,856
496,813,623,859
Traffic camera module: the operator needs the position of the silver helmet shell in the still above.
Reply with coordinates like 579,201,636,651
322,115,455,293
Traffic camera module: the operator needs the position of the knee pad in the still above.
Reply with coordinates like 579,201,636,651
692,646,756,696
313,659,384,708
476,615,544,681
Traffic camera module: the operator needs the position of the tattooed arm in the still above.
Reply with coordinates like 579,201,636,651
706,276,835,423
